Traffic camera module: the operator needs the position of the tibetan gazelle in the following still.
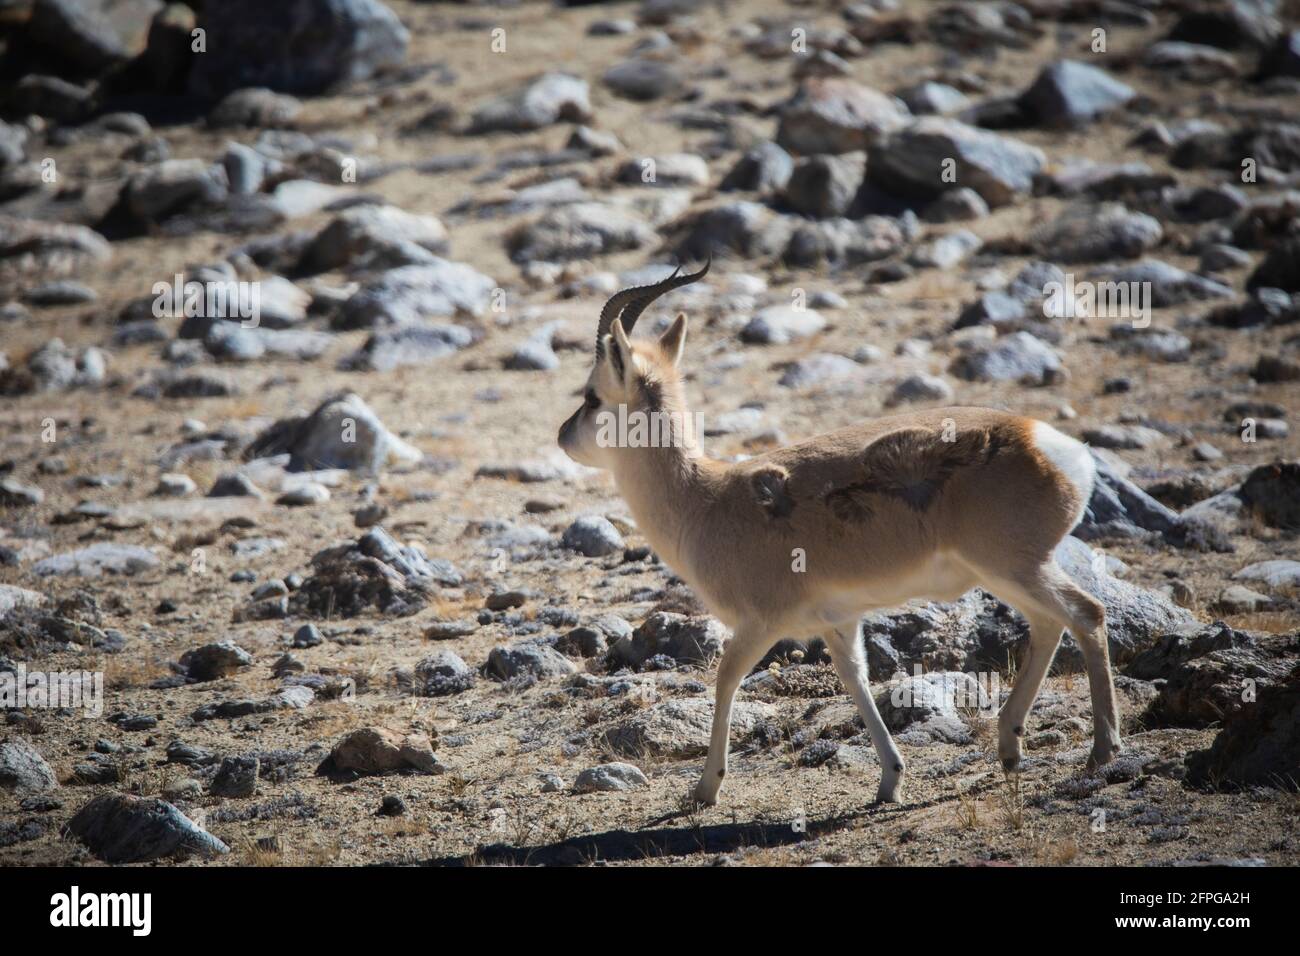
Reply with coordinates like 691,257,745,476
558,261,1121,807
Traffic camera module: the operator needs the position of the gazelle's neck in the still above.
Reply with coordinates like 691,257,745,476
608,393,720,573
614,448,714,569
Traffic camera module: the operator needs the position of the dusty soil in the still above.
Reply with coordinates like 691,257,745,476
1,0,1298,867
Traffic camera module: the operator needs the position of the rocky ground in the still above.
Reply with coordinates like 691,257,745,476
1,0,1299,867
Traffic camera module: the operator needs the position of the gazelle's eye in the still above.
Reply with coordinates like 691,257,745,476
584,389,600,410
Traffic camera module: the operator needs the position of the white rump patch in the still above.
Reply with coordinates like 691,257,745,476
1031,420,1095,527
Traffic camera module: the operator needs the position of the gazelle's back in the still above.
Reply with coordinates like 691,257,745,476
690,407,1093,623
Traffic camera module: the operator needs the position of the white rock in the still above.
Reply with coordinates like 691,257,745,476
572,762,649,793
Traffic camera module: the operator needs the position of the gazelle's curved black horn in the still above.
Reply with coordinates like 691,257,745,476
595,256,711,355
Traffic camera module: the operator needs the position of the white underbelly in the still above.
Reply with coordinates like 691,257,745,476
798,552,977,632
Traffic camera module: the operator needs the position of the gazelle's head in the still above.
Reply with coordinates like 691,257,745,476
558,259,710,469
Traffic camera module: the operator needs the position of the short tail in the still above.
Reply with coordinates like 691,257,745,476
1030,420,1095,530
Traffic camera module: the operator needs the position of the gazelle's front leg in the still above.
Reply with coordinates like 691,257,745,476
692,626,771,807
824,624,905,803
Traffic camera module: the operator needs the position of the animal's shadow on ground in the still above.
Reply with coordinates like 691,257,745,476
412,794,957,867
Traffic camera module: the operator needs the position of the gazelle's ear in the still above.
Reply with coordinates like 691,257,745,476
659,313,688,368
605,318,634,385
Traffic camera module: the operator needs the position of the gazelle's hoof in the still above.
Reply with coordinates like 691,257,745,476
688,783,719,809
1086,740,1122,772
998,738,1022,773
876,769,904,804
998,722,1023,773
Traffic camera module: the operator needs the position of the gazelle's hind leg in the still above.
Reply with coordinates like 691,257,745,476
823,623,905,803
1052,573,1122,770
982,562,1121,773
992,609,1065,772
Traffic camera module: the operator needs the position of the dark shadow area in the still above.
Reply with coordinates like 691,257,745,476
414,800,931,867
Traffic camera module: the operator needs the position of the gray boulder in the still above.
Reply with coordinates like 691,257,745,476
8,338,108,393
573,762,648,793
778,352,861,389
561,516,625,557
302,205,449,274
470,73,592,133
923,187,989,223
33,544,159,578
862,590,1025,677
0,477,43,507
720,142,794,194
784,216,905,267
0,217,110,284
608,612,727,669
1090,260,1233,307
0,120,27,169
66,793,230,863
337,261,495,329
413,650,474,697
125,159,228,223
188,0,409,98
1235,560,1300,591
615,153,709,188
776,79,910,155
507,203,654,264
1186,665,1300,791
222,142,266,194
28,0,131,76
1018,60,1134,127
208,472,263,498
208,87,302,128
243,391,421,473
672,201,796,261
485,642,577,681
1109,327,1192,364
322,727,441,775
1029,203,1162,263
877,672,983,744
0,740,59,795
602,58,683,101
886,373,955,406
505,323,561,372
1080,424,1171,451
1145,41,1239,79
0,585,44,616
602,697,774,758
949,331,1063,384
895,81,969,116
1127,624,1294,728
741,306,825,345
355,527,461,585
180,640,254,682
1043,160,1174,201
342,324,476,372
1076,450,1184,545
210,755,259,797
781,153,864,219
910,229,981,269
189,686,314,723
287,526,457,619
868,118,1045,207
